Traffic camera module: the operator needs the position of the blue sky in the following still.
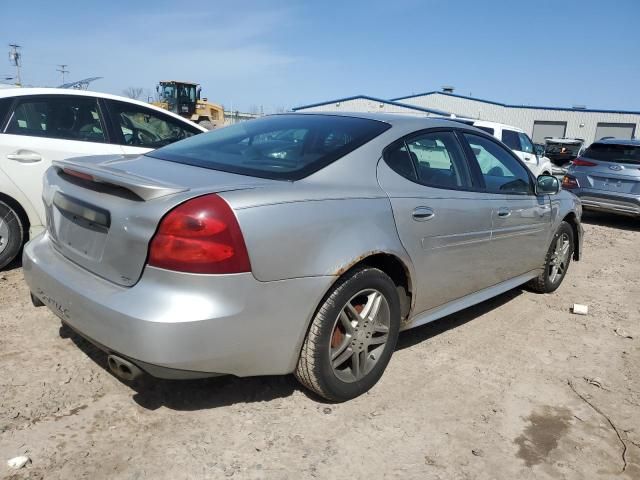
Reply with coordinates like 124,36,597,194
3,0,639,112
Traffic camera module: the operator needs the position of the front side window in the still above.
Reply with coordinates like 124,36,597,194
108,100,201,149
463,133,531,195
501,129,522,151
148,114,390,180
5,96,106,143
518,132,535,154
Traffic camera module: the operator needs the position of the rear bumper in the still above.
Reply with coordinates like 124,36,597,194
23,233,333,378
573,189,640,216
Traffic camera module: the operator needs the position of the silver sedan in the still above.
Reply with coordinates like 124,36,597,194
24,113,583,401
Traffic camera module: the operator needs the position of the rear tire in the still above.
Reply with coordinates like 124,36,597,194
527,221,574,293
295,267,400,401
0,200,24,270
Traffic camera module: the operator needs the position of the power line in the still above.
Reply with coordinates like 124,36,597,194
57,64,69,84
8,44,22,86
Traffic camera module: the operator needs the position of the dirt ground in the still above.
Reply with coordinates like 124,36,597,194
1,212,639,479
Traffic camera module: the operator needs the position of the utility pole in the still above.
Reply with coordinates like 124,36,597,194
8,44,21,86
57,64,69,84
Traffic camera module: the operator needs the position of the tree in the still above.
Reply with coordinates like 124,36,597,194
123,87,144,100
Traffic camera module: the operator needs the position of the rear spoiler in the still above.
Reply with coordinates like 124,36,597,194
53,158,189,201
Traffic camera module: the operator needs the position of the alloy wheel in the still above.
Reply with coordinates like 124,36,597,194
0,216,9,255
329,289,391,383
549,232,570,284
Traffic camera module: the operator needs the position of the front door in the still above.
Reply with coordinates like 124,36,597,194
462,132,551,281
377,129,497,314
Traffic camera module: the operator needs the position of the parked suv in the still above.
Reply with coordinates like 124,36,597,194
452,119,553,177
563,138,640,216
0,88,207,269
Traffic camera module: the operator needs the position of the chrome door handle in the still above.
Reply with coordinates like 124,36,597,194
412,207,435,221
7,152,42,163
497,207,511,218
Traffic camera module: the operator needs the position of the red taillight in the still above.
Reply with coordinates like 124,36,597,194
562,175,580,189
63,168,95,181
148,194,251,274
571,158,597,167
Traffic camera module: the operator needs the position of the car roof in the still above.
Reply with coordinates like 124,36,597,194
591,138,640,147
545,137,583,144
0,87,207,131
287,110,476,130
470,119,524,132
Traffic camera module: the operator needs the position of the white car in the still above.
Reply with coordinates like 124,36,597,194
0,88,207,269
468,120,554,177
452,119,554,177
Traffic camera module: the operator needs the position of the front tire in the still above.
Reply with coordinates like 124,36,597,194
527,221,574,293
0,200,25,270
295,267,400,401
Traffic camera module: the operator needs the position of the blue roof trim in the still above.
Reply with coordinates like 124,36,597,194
292,94,449,116
390,91,640,116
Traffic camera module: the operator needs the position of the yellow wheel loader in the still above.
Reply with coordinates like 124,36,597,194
152,81,224,130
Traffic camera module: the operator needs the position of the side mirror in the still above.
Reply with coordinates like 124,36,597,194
536,175,560,195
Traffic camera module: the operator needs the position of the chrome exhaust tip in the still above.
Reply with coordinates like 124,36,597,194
107,354,142,381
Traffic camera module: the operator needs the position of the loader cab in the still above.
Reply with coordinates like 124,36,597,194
157,81,199,117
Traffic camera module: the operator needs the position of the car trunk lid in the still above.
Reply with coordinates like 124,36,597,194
43,154,275,286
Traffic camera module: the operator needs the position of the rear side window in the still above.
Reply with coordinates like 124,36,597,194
0,98,12,128
384,131,472,189
107,100,201,149
583,143,640,164
501,129,522,151
4,96,106,143
148,114,391,180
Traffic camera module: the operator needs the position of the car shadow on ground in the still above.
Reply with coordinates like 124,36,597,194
581,211,639,232
61,324,300,410
397,288,523,351
61,288,525,411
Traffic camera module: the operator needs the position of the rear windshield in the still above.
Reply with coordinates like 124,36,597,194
545,142,582,155
583,143,640,164
147,114,390,180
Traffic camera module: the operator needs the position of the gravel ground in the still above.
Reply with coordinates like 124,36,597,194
1,212,639,479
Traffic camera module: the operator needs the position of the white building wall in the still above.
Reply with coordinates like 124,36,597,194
399,93,640,144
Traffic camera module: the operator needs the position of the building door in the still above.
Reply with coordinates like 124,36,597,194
594,123,636,141
532,121,567,143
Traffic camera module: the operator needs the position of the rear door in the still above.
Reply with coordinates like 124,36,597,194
377,129,497,314
0,95,120,225
103,99,203,156
462,132,550,280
